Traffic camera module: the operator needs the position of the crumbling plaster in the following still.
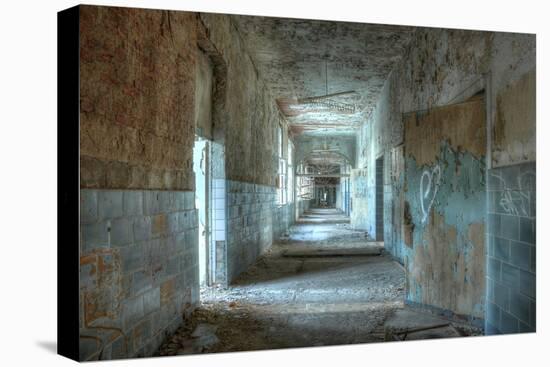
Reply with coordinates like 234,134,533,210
354,27,535,255
199,13,287,186
80,6,198,190
198,13,297,284
78,6,300,360
352,26,535,322
230,15,415,136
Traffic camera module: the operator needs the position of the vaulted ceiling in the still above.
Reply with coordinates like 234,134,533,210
231,15,415,137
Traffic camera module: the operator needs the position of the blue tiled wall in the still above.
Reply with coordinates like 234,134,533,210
486,162,536,334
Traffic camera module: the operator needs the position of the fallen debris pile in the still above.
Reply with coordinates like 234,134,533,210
158,321,220,356
383,309,483,341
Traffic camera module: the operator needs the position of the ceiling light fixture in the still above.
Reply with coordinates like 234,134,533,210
296,61,357,114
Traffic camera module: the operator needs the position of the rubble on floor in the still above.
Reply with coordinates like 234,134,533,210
158,322,220,356
384,309,483,341
156,209,480,356
158,211,407,355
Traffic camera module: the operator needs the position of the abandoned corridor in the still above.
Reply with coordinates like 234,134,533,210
77,6,536,361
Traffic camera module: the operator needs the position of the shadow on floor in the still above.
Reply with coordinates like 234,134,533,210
231,254,391,287
36,340,57,354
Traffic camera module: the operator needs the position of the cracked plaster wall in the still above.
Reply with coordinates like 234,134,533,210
353,27,535,325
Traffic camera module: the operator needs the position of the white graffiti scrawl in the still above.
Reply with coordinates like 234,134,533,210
491,171,535,217
420,164,441,223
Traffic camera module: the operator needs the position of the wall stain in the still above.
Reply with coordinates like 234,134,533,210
402,100,486,319
493,68,536,166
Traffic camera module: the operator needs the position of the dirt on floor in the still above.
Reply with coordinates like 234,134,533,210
157,209,480,357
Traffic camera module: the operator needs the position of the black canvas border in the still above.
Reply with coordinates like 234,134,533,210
57,4,80,361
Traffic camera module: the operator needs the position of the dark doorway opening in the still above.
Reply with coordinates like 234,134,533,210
376,156,384,241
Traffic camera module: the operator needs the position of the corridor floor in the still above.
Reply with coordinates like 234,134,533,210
158,208,407,355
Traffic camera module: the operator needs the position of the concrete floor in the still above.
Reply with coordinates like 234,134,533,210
157,209,480,356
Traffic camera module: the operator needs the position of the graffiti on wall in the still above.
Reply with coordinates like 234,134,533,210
491,170,535,217
420,164,441,223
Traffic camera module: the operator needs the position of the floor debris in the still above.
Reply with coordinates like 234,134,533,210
384,308,482,341
156,209,479,356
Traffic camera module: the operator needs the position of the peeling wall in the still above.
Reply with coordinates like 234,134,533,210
493,69,536,166
80,6,197,191
79,190,199,360
199,13,281,186
195,49,213,139
78,6,299,359
403,100,486,320
199,13,296,284
352,72,396,239
352,27,535,326
353,29,535,256
79,6,202,361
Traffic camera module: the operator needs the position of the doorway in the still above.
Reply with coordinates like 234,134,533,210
193,136,212,286
375,156,384,241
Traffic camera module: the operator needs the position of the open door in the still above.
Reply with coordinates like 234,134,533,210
193,137,211,287
402,97,487,321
